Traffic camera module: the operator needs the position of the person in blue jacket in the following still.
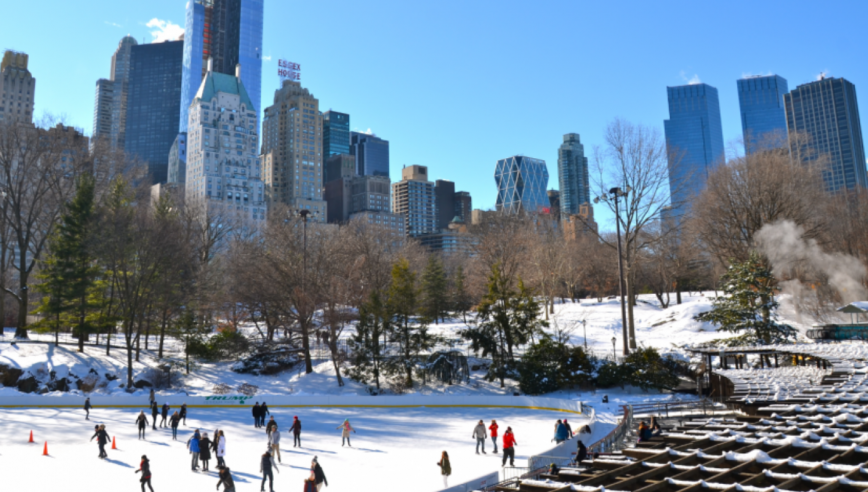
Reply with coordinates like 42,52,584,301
553,420,569,444
187,429,201,471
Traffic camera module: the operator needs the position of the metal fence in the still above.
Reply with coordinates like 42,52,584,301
589,404,633,454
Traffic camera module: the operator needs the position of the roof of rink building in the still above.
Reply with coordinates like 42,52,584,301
503,344,868,492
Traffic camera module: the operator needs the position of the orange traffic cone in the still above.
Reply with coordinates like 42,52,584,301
42,442,48,456
111,436,117,450
29,430,33,443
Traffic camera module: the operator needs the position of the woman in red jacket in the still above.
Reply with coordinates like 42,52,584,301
501,427,517,467
135,455,153,492
488,420,499,454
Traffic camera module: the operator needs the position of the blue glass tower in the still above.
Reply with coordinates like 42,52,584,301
124,40,184,184
350,132,390,177
323,111,350,157
784,77,867,191
738,75,788,152
179,0,263,134
495,156,549,214
557,133,590,217
664,83,725,217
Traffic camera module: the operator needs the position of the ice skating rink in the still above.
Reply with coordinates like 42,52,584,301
1,404,589,491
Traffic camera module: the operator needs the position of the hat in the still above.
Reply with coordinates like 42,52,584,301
312,456,318,463
294,416,298,419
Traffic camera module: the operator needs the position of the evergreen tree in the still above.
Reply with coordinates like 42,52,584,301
420,255,448,324
172,310,210,374
347,291,391,392
695,252,796,345
451,265,472,324
386,258,436,387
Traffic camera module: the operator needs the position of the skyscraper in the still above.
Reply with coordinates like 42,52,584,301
557,133,590,217
454,191,472,224
179,0,263,134
92,36,138,150
124,40,184,184
738,75,788,152
392,165,437,236
322,111,350,157
184,63,265,225
260,80,327,221
0,50,36,124
494,156,549,214
350,132,390,177
434,179,456,230
664,83,725,216
784,76,867,191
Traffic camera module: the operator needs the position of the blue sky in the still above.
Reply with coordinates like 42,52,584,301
2,0,866,231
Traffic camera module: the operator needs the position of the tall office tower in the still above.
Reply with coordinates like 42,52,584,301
323,154,356,223
92,36,138,150
434,179,456,230
784,76,867,191
323,111,350,157
350,131,390,177
557,133,590,217
738,75,788,152
494,156,549,214
185,63,265,225
664,83,725,217
260,80,327,221
179,0,263,134
547,189,560,216
454,191,472,223
124,40,184,184
0,50,36,124
167,133,187,184
350,174,391,215
324,153,355,183
392,165,437,236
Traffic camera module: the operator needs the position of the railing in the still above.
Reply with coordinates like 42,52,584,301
626,398,715,417
589,404,633,454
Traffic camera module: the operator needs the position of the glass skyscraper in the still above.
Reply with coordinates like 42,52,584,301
784,77,867,191
323,111,350,157
179,0,263,134
664,83,725,217
495,155,549,214
350,131,390,177
124,40,184,184
557,133,590,217
737,75,788,152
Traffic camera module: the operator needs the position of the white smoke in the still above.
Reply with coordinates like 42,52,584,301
755,220,867,307
679,70,702,85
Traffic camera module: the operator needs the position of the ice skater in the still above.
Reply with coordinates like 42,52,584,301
268,424,281,463
150,401,158,430
290,416,302,447
179,403,187,425
553,419,568,444
576,439,588,464
336,419,356,447
135,454,154,492
265,415,277,436
136,410,149,440
187,429,201,471
199,432,212,471
90,424,112,459
160,403,169,428
310,456,328,491
215,430,227,468
84,397,92,420
437,451,451,489
260,449,279,492
563,418,573,439
260,402,270,427
502,427,517,467
216,466,235,492
170,411,180,440
252,402,261,428
473,419,488,454
489,419,499,454
149,388,155,406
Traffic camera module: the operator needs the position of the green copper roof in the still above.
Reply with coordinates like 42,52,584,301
194,71,255,112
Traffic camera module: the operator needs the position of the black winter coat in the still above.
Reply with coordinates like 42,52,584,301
91,429,111,445
161,404,169,417
199,437,212,460
179,404,187,417
261,454,275,473
84,400,92,410
151,404,158,416
217,469,235,489
290,420,302,435
170,415,180,428
313,463,328,485
252,404,261,417
137,458,151,478
136,414,148,428
261,404,270,416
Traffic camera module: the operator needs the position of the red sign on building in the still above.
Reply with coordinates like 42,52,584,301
278,59,300,81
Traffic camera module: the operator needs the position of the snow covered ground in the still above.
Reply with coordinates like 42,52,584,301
4,404,589,492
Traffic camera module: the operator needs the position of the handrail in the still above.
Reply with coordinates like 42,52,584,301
589,404,633,454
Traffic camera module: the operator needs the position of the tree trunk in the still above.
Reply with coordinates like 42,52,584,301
676,280,682,305
14,277,28,338
126,322,134,388
626,273,637,350
135,318,141,362
301,319,313,374
158,309,168,359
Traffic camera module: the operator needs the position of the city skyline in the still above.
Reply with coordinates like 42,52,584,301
2,0,867,230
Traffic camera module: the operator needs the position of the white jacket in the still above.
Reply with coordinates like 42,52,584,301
217,436,226,457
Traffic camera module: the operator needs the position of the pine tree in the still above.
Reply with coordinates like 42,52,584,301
347,291,391,392
452,265,472,324
172,310,209,374
420,255,448,324
695,252,796,345
386,258,436,387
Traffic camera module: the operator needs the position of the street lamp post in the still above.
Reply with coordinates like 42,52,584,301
594,187,631,356
611,336,617,361
582,320,587,350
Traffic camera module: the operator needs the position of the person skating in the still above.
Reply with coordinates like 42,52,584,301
215,430,227,468
150,401,158,430
210,429,220,464
553,419,568,444
216,466,236,492
265,415,277,436
136,411,149,440
437,451,452,489
576,439,588,464
90,424,112,459
336,419,356,447
135,454,154,492
260,450,279,492
84,397,92,420
473,419,488,454
260,402,270,427
563,418,573,439
149,388,155,406
290,416,302,448
501,427,517,467
180,403,188,425
160,403,169,428
187,429,201,471
310,456,328,491
489,419,499,454
200,433,212,472
170,411,180,440
268,424,281,463
252,403,261,428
